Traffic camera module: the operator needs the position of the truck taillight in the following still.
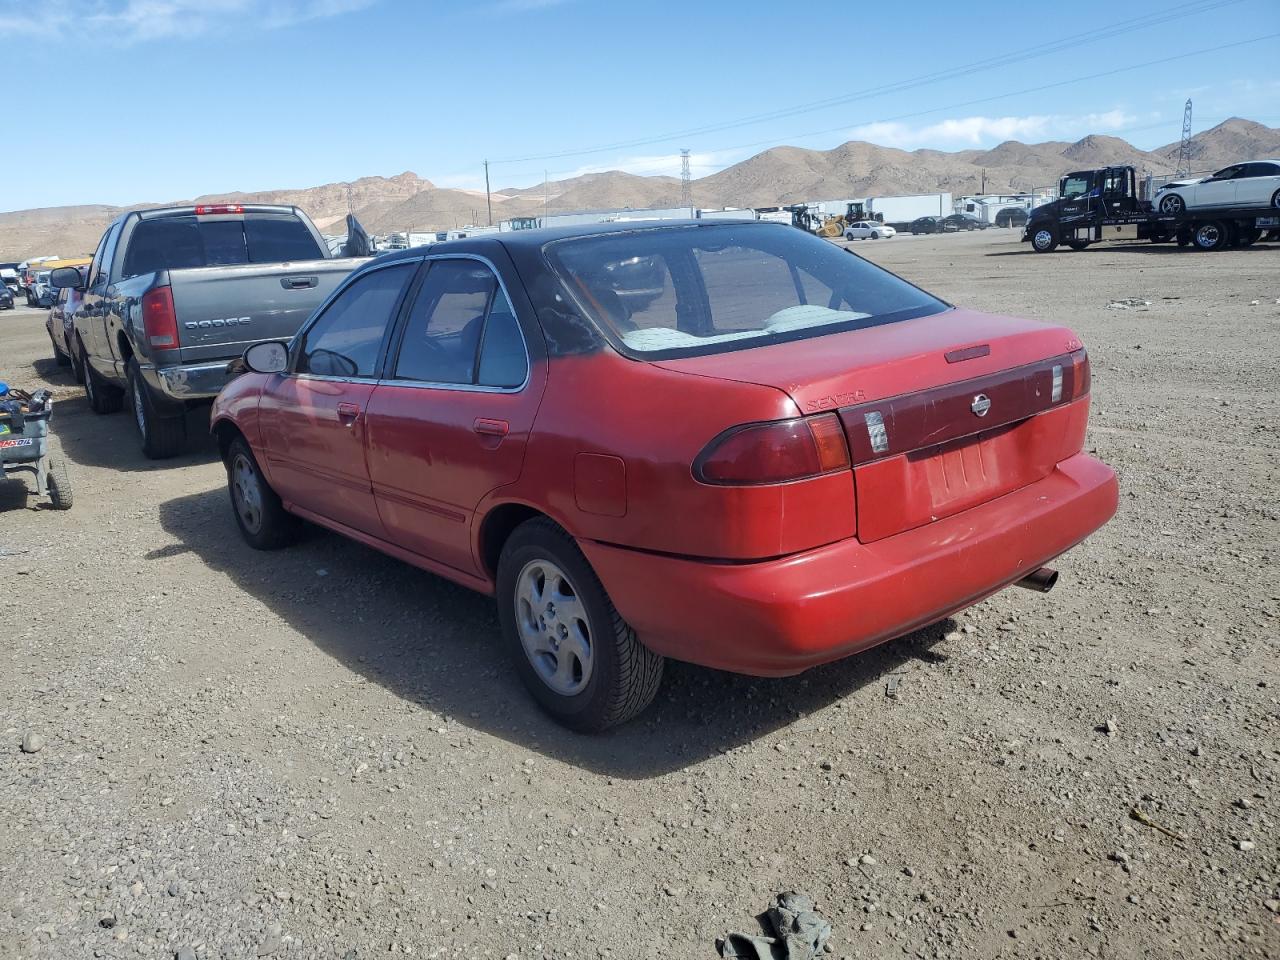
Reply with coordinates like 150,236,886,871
142,286,178,348
695,413,850,485
194,204,243,215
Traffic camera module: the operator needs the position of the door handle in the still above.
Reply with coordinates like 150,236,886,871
337,402,361,425
282,276,319,290
473,418,509,437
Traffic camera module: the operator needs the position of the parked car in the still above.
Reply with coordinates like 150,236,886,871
994,206,1029,228
842,221,896,241
942,214,988,232
0,284,13,311
46,268,87,375
908,216,943,235
1152,159,1280,215
210,221,1118,731
51,204,366,458
28,271,56,307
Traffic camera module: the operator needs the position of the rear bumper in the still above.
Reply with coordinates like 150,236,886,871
144,361,230,402
580,453,1118,676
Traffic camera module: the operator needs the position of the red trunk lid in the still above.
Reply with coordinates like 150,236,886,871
653,309,1091,542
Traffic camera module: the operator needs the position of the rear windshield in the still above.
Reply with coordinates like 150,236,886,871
121,213,323,278
544,223,946,359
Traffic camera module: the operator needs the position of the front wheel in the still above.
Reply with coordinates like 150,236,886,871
1031,227,1058,253
1271,189,1280,211
497,518,663,732
1159,193,1186,215
127,359,187,459
82,345,124,414
226,436,301,550
51,335,71,366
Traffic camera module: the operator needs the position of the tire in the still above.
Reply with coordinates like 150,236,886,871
127,359,188,459
69,343,84,383
1159,193,1186,215
496,517,663,732
870,232,880,240
1031,227,1058,253
51,335,71,366
1271,189,1280,211
1191,221,1229,251
1236,228,1260,247
1066,240,1091,251
225,436,301,550
82,346,124,414
46,457,73,510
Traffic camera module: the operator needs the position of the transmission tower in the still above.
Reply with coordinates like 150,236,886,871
1175,99,1193,177
680,149,692,209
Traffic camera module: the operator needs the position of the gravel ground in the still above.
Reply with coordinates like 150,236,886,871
0,230,1277,960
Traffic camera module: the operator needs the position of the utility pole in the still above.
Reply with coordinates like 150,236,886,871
544,169,549,221
483,160,493,226
680,149,692,210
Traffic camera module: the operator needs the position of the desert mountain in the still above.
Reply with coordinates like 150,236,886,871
2,118,1276,261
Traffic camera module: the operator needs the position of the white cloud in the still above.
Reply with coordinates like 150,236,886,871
0,0,375,40
850,110,1139,148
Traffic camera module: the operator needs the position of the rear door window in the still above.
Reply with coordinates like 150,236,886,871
392,259,528,388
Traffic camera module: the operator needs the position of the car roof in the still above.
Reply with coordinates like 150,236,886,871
362,218,774,266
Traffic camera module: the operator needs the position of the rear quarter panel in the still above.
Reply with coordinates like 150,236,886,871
480,350,858,562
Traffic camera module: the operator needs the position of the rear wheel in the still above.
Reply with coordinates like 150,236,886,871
127,359,187,459
1191,221,1229,251
497,517,663,732
82,347,124,414
226,436,301,550
1031,227,1058,253
46,457,73,510
1235,228,1260,247
1066,240,1091,251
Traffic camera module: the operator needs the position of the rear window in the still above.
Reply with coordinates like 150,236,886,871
544,223,946,360
121,213,323,278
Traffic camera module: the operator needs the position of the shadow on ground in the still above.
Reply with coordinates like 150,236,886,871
157,484,952,779
986,241,1280,257
37,392,219,472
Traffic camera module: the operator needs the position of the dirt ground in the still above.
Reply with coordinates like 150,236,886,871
0,230,1276,960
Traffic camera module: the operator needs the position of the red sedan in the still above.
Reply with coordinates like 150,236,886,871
211,221,1117,731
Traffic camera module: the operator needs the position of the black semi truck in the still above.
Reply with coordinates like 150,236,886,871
1022,165,1280,253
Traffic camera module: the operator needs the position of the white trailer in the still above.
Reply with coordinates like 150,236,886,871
698,208,757,221
867,193,951,226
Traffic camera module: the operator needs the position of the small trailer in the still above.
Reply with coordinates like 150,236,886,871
1023,165,1280,252
0,385,72,510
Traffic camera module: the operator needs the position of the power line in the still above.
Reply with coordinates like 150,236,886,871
491,0,1245,165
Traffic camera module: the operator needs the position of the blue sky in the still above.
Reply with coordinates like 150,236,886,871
0,0,1277,210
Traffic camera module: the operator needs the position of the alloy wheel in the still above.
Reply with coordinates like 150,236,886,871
231,453,264,534
515,559,594,696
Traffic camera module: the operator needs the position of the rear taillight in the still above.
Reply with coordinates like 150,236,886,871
695,413,851,485
1070,348,1090,397
141,286,178,348
194,204,244,215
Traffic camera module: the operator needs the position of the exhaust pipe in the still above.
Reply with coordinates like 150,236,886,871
1015,567,1058,593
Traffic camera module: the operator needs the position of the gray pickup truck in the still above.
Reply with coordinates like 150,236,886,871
53,204,364,458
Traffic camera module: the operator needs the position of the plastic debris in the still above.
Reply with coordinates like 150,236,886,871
1106,298,1151,310
718,891,832,960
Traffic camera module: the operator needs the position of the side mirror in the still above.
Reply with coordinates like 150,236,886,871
50,267,84,290
243,341,289,374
